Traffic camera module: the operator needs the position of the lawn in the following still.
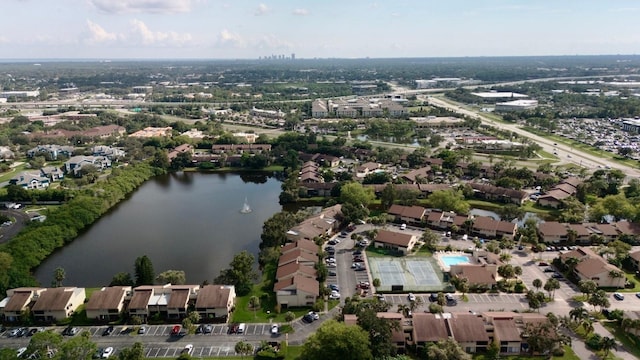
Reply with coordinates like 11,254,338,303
231,285,311,324
617,272,640,293
603,322,640,359
0,163,27,182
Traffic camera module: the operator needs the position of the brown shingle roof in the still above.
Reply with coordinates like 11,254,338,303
31,288,77,312
277,249,318,266
387,205,426,220
449,313,490,343
427,211,443,222
195,285,232,309
630,250,640,263
275,262,317,280
615,221,640,235
85,287,128,311
168,289,189,309
493,319,521,342
539,190,572,201
568,224,591,237
538,221,568,236
374,229,414,248
412,313,449,342
129,289,152,310
273,275,319,296
554,183,577,195
575,257,619,278
281,239,318,255
458,265,496,285
4,291,32,312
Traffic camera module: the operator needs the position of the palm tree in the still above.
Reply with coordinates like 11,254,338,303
580,319,594,336
249,296,260,319
409,297,424,312
600,336,617,358
53,267,66,288
532,278,542,291
564,257,580,273
397,304,410,318
570,307,588,322
621,318,633,332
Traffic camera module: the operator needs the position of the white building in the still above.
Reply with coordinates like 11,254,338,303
494,100,538,112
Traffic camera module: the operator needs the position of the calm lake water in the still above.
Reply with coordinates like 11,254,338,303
35,172,283,287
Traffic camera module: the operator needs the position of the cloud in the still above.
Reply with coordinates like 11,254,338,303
89,0,196,14
254,3,269,16
85,20,118,44
255,34,292,50
292,8,309,16
215,29,246,48
128,19,193,46
82,20,192,47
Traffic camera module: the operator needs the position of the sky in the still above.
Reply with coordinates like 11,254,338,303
1,0,639,60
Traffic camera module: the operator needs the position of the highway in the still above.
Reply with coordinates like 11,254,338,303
422,95,640,178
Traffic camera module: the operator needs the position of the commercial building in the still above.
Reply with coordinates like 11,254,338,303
494,100,539,112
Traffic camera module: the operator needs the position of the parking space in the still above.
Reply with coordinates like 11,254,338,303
145,344,245,358
467,293,525,304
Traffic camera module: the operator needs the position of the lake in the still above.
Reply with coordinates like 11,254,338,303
35,172,283,287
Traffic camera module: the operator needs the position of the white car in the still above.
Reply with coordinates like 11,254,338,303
101,347,114,358
182,344,194,355
408,293,416,302
329,291,341,299
271,324,279,335
16,348,27,357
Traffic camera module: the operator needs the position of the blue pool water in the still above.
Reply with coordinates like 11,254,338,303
440,255,471,267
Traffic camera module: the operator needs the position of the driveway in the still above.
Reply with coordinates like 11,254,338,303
0,209,30,243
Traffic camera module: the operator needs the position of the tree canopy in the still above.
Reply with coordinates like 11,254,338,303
300,320,373,360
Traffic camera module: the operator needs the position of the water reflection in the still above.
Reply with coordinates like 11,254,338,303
35,172,282,287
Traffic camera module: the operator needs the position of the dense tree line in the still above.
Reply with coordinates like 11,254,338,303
0,163,162,295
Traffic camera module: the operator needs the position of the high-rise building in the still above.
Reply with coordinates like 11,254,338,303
291,53,295,60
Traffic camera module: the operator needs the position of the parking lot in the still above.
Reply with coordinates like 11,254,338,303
145,344,242,358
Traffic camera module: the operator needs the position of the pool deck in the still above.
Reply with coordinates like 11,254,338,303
435,251,472,272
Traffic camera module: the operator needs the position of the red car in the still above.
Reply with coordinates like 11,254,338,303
171,325,181,336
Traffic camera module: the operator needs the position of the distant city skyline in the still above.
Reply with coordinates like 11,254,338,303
1,0,639,59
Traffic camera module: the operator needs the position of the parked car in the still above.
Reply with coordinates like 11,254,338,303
353,250,362,256
636,292,640,299
347,225,356,232
27,328,38,337
16,348,27,358
355,266,366,271
203,325,213,334
329,290,341,299
324,246,335,251
17,327,29,337
327,240,337,245
551,273,563,279
377,293,386,301
353,257,364,262
446,294,458,305
429,293,438,302
101,347,114,359
181,344,194,356
171,325,181,336
614,293,625,301
408,293,416,302
543,268,555,273
138,326,146,334
102,326,114,336
400,223,407,230
328,271,337,276
538,262,549,266
302,313,315,323
271,324,279,335
328,284,339,291
227,324,239,334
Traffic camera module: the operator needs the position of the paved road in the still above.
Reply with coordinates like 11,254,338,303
424,95,640,179
0,209,30,244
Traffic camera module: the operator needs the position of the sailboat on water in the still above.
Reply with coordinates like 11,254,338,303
240,197,252,214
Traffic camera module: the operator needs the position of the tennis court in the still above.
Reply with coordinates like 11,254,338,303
369,257,446,292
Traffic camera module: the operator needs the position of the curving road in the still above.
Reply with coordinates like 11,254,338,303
0,209,30,244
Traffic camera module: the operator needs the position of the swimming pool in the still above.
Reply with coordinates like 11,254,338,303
440,255,470,267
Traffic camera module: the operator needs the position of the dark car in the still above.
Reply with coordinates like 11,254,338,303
27,328,38,337
339,231,348,238
102,326,114,336
543,268,555,273
302,314,314,323
353,250,362,256
353,257,364,262
16,327,28,337
196,325,204,334
551,273,563,279
355,266,366,271
328,271,337,276
324,246,335,251
347,225,356,232
327,240,337,245
171,325,181,336
227,324,239,334
429,293,438,302
538,262,549,266
203,325,213,334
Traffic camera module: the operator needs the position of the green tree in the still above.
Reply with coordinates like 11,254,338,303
53,267,66,287
301,320,372,360
497,203,525,221
544,278,561,298
134,255,155,286
427,190,470,214
600,337,617,358
59,331,97,360
532,278,542,291
570,307,588,322
214,250,258,296
588,290,611,312
426,338,471,360
380,184,397,210
357,308,400,359
155,270,186,285
285,311,295,323
151,149,170,170
249,296,260,318
420,230,440,251
234,341,254,359
340,181,375,207
109,272,134,286
26,331,63,359
118,342,145,360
